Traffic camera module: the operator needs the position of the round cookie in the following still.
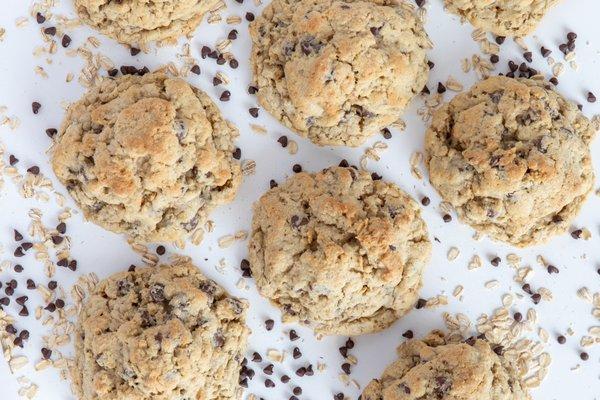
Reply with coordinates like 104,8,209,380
51,72,241,244
361,330,529,400
248,166,431,335
425,76,595,247
74,0,219,45
444,0,559,37
71,260,249,400
249,0,431,147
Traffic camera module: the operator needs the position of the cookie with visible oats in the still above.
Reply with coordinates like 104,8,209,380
248,166,431,335
249,0,431,147
51,72,241,243
361,330,530,400
72,261,249,400
425,76,595,247
74,0,219,45
445,0,559,37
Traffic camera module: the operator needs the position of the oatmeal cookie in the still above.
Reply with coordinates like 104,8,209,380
250,0,431,146
425,76,595,247
248,166,431,335
361,330,530,399
74,0,219,45
72,261,249,400
51,72,241,243
445,0,559,37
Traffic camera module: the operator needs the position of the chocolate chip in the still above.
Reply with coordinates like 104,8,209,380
420,197,430,206
51,235,63,245
531,293,541,304
45,302,56,312
557,335,566,344
541,47,552,57
289,330,299,341
421,85,430,95
293,387,302,395
9,155,19,166
264,378,275,388
252,352,262,362
513,312,522,322
14,230,23,241
156,245,166,255
245,12,255,21
571,229,582,239
36,12,46,24
587,92,596,103
567,32,577,41
580,351,589,361
428,60,435,69
149,284,165,302
277,135,288,147
130,47,140,56
263,364,274,375
190,65,201,75
56,222,67,234
495,36,505,45
437,82,446,93
402,330,414,339
55,299,65,308
292,164,302,173
108,68,119,77
68,260,77,271
48,280,57,290
269,179,278,188
220,90,231,101
248,107,259,118
490,256,501,267
345,338,354,349
201,46,211,59
61,34,71,48
523,51,533,62
228,29,238,40
248,85,258,94
26,279,36,289
44,26,56,36
442,214,452,223
14,264,23,273
547,265,559,274
229,59,239,69
415,298,427,309
293,347,302,359
281,375,290,383
31,102,41,114
265,319,274,330
41,348,52,359
19,306,29,316
490,54,499,64
14,247,24,257
232,147,241,160
381,128,392,139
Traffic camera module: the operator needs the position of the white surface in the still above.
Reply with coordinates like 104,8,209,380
0,0,599,399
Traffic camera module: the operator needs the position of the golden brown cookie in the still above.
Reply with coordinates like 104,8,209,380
248,166,431,335
425,76,595,247
250,0,431,146
51,72,241,244
361,331,530,400
72,260,249,400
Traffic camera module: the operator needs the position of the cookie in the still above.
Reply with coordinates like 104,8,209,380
51,72,241,244
361,330,530,400
445,0,558,37
71,260,249,400
425,76,595,247
248,166,431,335
249,0,431,147
74,0,219,45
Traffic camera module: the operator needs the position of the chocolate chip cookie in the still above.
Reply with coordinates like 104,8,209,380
425,76,595,247
250,0,431,146
71,260,249,400
248,166,431,335
51,72,241,244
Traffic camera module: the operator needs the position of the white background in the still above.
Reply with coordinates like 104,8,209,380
0,0,599,399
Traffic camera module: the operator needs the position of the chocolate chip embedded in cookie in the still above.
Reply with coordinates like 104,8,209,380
361,330,530,400
51,72,241,244
425,76,595,247
71,260,249,400
248,166,431,335
74,0,219,45
445,0,559,37
250,0,432,147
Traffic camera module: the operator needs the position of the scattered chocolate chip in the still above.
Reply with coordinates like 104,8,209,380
289,330,299,341
281,375,290,383
48,280,57,290
45,302,56,312
248,85,258,94
130,47,140,56
229,59,239,69
415,298,427,309
220,90,231,101
245,12,255,21
26,279,36,289
108,68,119,77
263,364,274,375
232,147,241,160
381,128,392,139
252,352,262,362
55,298,65,308
587,92,596,103
44,26,56,36
567,32,577,41
228,29,238,40
31,102,41,114
334,393,344,400
490,256,501,267
269,179,278,188
14,229,23,241
523,51,533,62
513,312,523,322
293,347,302,359
5,324,17,334
427,60,435,69
265,319,274,330
51,235,63,245
56,222,67,234
421,85,430,95
442,214,452,223
36,12,46,24
248,107,259,118
490,54,499,64
571,229,582,239
437,82,446,93
341,363,351,374
19,306,29,316
549,77,559,86
16,296,28,305
201,46,211,59
557,335,566,344
0,297,9,306
493,345,504,356
61,34,71,48
495,36,505,45
14,264,23,273
68,260,78,271
295,367,306,377
41,348,52,359
14,247,24,257
531,293,541,304
541,47,552,57
293,387,302,396
264,378,275,388
190,65,201,75
580,351,589,361
9,155,19,166
156,245,166,255
547,265,559,274
421,196,430,206
292,164,302,173
277,135,288,147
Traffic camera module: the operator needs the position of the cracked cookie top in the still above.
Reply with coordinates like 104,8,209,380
445,0,559,37
248,166,431,335
74,0,219,45
361,330,529,400
72,261,249,400
425,76,595,247
51,72,241,244
250,0,431,147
